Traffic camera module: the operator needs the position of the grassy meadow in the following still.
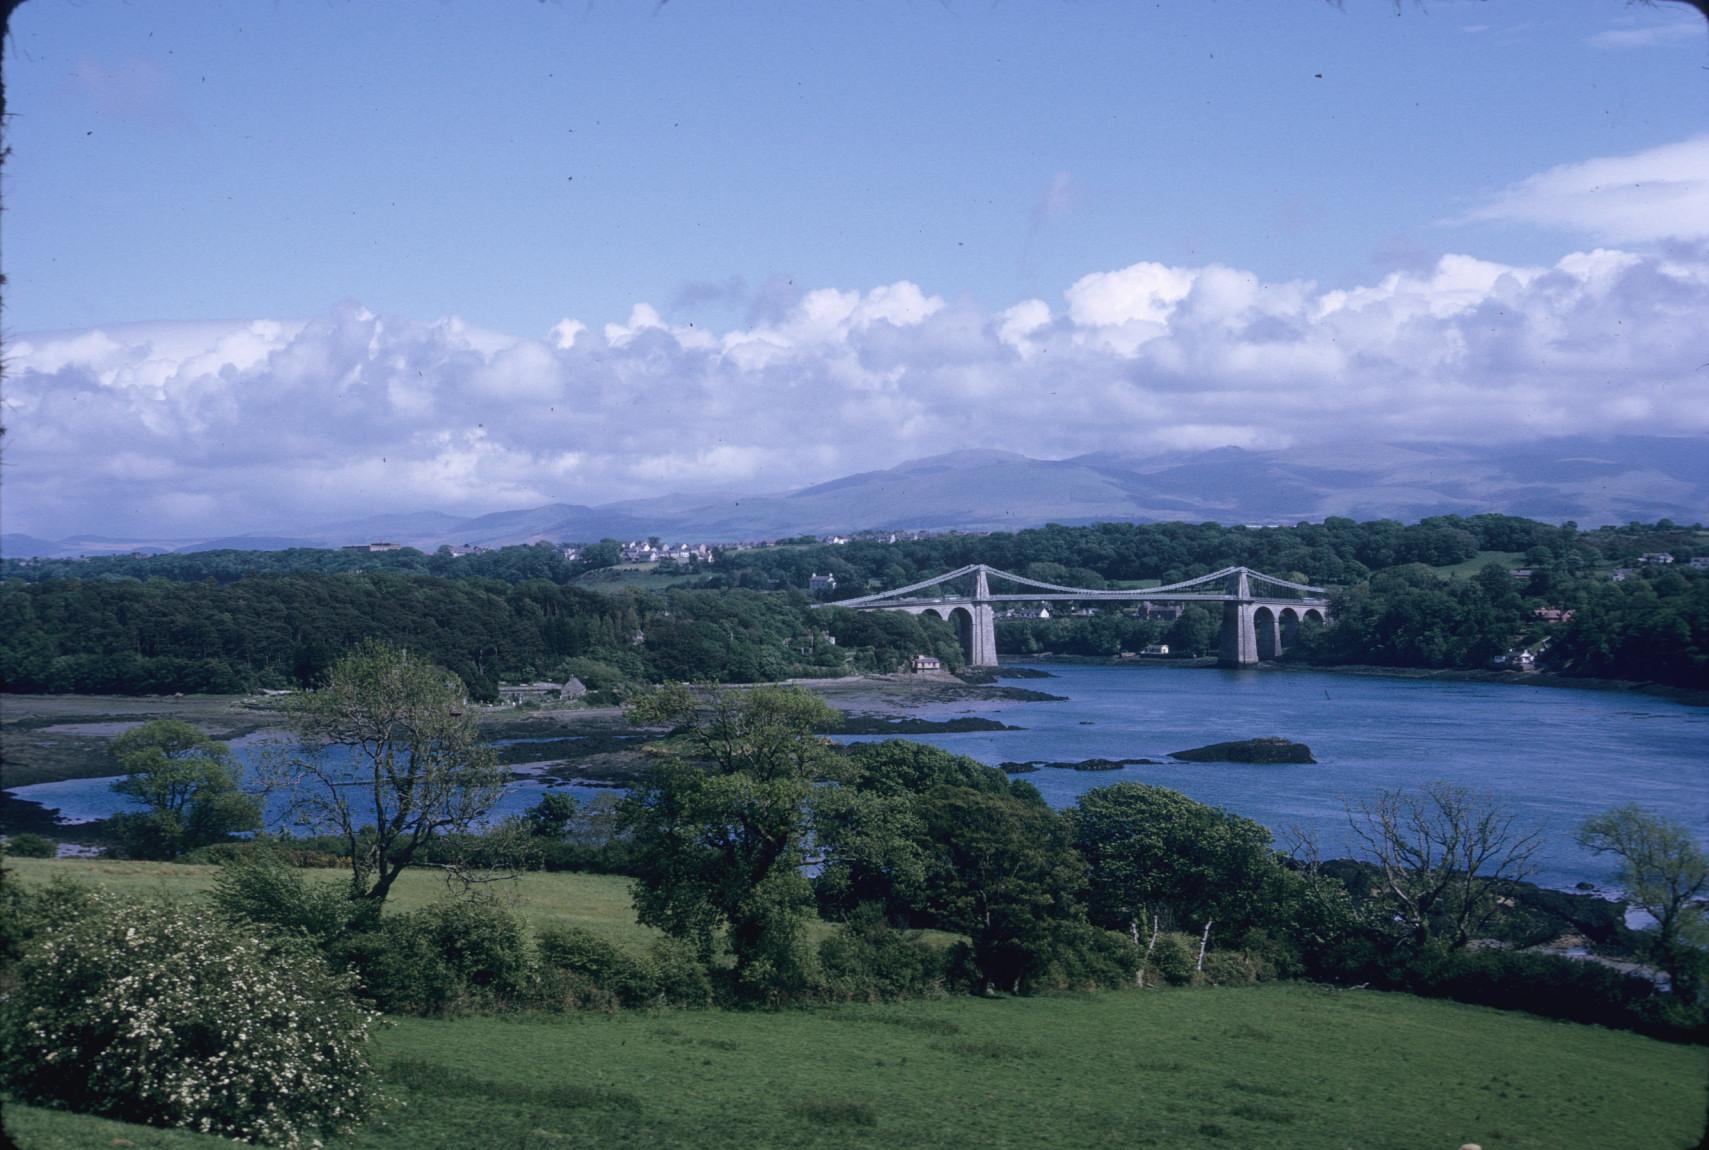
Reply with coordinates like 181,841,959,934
5,858,1708,1150
7,986,1706,1150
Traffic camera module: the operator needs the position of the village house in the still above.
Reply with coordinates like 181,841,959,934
808,572,837,591
1533,607,1574,624
497,677,588,705
1638,552,1675,565
909,654,942,673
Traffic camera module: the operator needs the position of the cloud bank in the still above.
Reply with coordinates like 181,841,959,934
9,145,1709,539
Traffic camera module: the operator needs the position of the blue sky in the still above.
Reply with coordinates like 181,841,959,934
5,1,1708,537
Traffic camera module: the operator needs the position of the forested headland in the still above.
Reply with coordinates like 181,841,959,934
3,514,1704,695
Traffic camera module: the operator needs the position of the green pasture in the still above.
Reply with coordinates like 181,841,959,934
3,858,662,953
1429,550,1528,580
8,985,1705,1150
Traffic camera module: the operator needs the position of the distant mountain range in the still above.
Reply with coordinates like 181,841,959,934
6,436,1705,559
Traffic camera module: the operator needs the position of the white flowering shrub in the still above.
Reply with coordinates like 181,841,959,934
2,892,381,1147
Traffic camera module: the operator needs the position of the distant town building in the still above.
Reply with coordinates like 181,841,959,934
1491,649,1536,670
1609,568,1636,582
1140,643,1171,656
910,654,943,673
808,572,838,591
1533,607,1574,624
1638,552,1675,565
343,542,404,552
1690,557,1709,571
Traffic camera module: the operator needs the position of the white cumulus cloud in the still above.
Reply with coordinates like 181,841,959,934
7,242,1707,538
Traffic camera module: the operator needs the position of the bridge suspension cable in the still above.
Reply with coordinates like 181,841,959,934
828,564,1326,608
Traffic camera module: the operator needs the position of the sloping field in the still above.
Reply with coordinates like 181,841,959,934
6,859,1706,1150
7,986,1705,1150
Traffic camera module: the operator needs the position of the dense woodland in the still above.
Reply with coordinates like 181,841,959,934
2,515,1705,693
0,579,962,698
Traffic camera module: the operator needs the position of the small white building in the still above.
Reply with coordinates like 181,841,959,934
910,654,943,673
1140,643,1170,656
1638,552,1675,565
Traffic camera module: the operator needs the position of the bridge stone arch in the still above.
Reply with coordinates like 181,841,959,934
1254,606,1280,661
1278,607,1301,649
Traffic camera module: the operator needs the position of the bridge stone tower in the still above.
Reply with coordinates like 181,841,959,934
1218,568,1260,668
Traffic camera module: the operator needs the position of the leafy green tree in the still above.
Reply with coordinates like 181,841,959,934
107,719,258,859
1071,782,1282,974
1166,605,1221,657
274,640,502,907
916,787,1091,993
1578,805,1709,998
618,684,838,997
525,792,579,839
814,741,1012,923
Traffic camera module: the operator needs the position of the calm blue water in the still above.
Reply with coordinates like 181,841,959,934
11,665,1706,891
831,663,1709,892
9,734,617,835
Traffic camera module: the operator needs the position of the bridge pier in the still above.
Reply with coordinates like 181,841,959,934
1219,602,1260,667
968,604,998,668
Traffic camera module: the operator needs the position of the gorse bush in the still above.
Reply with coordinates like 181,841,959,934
1,891,379,1148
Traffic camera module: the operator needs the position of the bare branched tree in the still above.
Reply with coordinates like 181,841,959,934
1348,781,1541,950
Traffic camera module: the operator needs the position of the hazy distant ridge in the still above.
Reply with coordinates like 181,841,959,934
5,436,1703,559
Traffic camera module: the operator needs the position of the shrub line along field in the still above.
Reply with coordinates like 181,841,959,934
5,859,1707,1150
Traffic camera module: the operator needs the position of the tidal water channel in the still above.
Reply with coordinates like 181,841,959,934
831,662,1708,893
10,663,1705,892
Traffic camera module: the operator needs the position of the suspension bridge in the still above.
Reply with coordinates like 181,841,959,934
826,565,1330,668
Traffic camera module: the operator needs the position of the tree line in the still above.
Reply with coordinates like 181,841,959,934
0,574,963,697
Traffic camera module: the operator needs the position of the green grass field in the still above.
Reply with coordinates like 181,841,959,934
1429,550,1528,581
4,857,662,952
5,860,1707,1150
7,988,1705,1150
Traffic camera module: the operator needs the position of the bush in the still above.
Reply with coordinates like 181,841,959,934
535,925,660,1010
648,936,715,1007
339,899,530,1016
338,917,462,1016
1148,932,1199,987
2,833,56,858
1201,949,1265,986
211,851,360,947
818,911,947,1001
0,876,95,973
0,892,379,1148
1029,921,1141,992
1389,945,1694,1037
